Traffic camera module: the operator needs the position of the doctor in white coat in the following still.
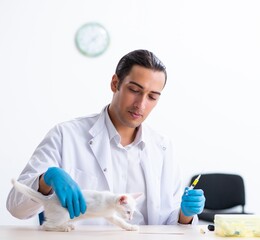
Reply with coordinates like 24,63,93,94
6,49,205,225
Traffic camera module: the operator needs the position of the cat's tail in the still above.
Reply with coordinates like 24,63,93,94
11,178,48,204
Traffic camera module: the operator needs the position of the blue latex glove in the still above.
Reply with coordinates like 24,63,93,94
43,167,87,219
181,187,205,217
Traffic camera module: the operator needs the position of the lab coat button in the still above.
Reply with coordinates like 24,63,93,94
103,168,107,172
89,140,93,145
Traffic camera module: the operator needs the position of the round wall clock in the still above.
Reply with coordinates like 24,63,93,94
75,22,110,57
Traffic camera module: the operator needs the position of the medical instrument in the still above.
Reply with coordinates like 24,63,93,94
189,174,201,190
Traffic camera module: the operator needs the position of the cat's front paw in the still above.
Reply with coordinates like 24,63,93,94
125,224,139,231
131,224,140,231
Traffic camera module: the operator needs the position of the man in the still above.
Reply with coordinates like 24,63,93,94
7,49,205,225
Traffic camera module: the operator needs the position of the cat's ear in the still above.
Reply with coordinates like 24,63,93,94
118,195,128,205
130,192,143,200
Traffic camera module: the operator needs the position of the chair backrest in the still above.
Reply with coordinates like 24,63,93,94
190,173,245,211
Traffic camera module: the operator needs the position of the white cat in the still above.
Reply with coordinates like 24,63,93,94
11,179,142,232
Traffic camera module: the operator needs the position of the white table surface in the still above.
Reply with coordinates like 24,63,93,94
0,224,257,240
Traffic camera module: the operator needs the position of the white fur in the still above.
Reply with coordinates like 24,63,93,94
11,179,142,232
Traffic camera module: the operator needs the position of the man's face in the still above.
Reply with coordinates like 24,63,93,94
109,65,166,130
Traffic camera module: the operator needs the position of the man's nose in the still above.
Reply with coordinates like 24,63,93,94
134,95,146,110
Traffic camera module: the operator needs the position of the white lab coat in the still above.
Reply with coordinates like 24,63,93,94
6,106,197,225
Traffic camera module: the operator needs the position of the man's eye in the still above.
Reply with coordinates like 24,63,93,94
149,95,158,101
129,88,139,93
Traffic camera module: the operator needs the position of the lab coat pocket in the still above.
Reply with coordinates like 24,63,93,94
70,168,98,190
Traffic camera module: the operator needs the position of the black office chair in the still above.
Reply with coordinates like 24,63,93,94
190,173,251,223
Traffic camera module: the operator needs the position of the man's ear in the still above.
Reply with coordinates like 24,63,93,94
111,74,119,92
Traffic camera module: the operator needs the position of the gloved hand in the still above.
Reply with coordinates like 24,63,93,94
43,167,86,219
181,187,205,217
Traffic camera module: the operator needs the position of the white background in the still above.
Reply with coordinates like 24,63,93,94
0,0,259,225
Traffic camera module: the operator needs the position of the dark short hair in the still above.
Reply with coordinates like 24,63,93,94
115,49,167,89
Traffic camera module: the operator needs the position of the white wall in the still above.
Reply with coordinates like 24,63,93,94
0,0,259,225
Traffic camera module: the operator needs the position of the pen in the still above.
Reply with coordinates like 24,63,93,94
189,174,201,190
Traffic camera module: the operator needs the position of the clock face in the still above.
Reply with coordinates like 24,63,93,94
75,22,110,57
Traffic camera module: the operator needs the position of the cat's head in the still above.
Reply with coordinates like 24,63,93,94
116,192,143,221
